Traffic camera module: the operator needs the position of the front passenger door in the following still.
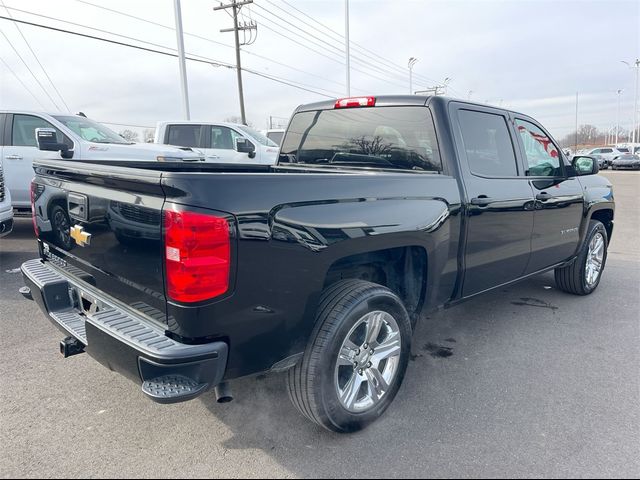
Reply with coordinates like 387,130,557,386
206,126,250,163
514,117,584,273
2,114,68,210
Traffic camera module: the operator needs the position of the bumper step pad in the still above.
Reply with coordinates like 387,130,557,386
142,375,208,404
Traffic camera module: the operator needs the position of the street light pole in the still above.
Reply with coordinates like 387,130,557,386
345,0,350,96
615,89,623,145
173,0,190,120
574,92,579,152
622,59,640,145
408,57,418,94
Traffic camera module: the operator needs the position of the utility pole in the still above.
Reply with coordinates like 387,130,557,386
345,0,350,96
174,0,190,120
408,57,418,95
215,0,256,125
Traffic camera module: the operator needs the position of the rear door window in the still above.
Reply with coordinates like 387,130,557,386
457,109,518,177
267,131,284,145
166,125,204,148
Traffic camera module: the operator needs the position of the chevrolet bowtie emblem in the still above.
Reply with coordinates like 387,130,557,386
70,225,91,247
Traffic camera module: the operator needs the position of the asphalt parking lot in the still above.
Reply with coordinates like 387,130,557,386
0,171,638,479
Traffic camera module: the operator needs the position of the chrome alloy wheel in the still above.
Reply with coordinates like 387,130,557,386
585,232,605,286
335,311,402,413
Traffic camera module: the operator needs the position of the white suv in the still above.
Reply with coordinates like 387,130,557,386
585,147,625,164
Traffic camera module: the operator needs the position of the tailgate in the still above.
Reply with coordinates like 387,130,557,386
33,161,168,324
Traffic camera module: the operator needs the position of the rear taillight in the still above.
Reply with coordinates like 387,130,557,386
30,180,39,238
334,96,376,108
164,208,230,303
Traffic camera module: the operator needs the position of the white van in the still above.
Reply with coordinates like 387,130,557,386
155,121,279,165
0,112,203,211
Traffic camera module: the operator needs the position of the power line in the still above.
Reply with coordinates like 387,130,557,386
251,5,418,89
74,0,456,96
276,0,441,87
251,11,409,90
68,0,416,94
253,2,344,57
0,53,48,109
260,0,429,87
0,14,338,99
0,27,61,109
61,1,347,90
0,0,69,111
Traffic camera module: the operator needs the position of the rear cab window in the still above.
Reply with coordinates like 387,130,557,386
279,106,442,172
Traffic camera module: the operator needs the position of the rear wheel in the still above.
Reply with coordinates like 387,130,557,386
50,205,73,250
555,220,608,295
287,280,412,433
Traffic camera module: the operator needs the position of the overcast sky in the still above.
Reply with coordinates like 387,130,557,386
0,0,638,140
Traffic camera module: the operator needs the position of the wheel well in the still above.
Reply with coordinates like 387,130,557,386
47,198,67,220
323,246,427,317
591,209,613,241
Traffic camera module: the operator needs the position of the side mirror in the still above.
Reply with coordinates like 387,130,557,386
571,155,599,176
236,137,256,158
36,128,73,159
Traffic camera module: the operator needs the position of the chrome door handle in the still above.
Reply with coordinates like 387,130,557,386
207,155,220,159
5,155,22,160
536,192,552,201
470,196,492,206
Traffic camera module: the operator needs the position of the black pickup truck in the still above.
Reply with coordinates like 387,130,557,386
22,96,614,432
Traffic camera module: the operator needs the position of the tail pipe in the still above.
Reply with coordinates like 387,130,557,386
214,382,233,403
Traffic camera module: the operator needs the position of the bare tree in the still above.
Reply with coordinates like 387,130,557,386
350,135,393,156
143,129,155,143
118,129,140,142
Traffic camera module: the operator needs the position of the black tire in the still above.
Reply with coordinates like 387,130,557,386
287,279,412,433
50,205,73,250
554,220,608,295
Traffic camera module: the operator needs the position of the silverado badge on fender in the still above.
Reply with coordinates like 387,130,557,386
70,225,91,247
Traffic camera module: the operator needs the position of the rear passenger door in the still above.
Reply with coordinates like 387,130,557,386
513,116,584,273
451,104,535,296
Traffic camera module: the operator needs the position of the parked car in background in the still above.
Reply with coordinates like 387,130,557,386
0,163,12,238
585,147,625,165
155,121,279,164
611,153,640,170
262,128,286,146
591,153,608,170
0,111,203,212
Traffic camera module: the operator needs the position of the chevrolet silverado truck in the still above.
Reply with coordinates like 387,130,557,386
21,96,614,433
